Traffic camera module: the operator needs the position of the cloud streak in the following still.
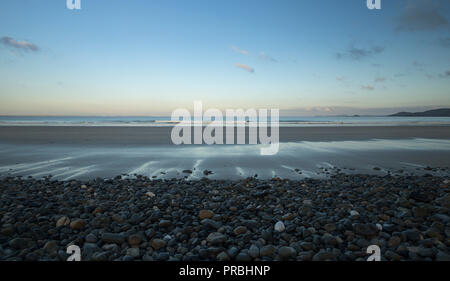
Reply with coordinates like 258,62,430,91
0,36,39,52
395,0,448,31
235,63,254,73
361,85,375,91
374,77,387,83
259,52,277,62
336,45,384,60
231,46,249,55
439,70,450,78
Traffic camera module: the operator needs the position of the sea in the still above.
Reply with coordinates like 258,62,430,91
1,116,450,127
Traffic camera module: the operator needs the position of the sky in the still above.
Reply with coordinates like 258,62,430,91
0,0,449,116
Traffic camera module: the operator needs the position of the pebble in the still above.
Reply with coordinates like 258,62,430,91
233,226,248,235
85,234,98,243
217,251,230,261
248,245,260,258
150,239,167,250
126,247,140,258
199,210,214,219
388,236,402,248
235,253,251,261
278,246,296,260
128,234,142,247
206,232,227,245
56,216,70,227
102,233,125,244
69,219,87,230
260,245,276,257
274,221,285,232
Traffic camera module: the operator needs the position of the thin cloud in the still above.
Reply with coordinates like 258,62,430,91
395,0,448,32
259,52,277,62
394,72,408,78
235,63,254,73
374,77,387,83
0,36,39,52
231,46,249,55
361,85,375,90
336,45,384,60
439,70,450,78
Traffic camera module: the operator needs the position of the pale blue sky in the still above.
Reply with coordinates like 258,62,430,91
0,0,449,116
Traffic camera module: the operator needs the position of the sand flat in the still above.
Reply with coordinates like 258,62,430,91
0,125,449,146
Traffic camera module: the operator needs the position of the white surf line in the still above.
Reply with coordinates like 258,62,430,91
150,168,165,178
320,162,335,169
3,161,67,175
296,141,335,153
0,157,74,173
52,166,93,179
30,167,73,178
128,161,158,176
280,165,304,178
235,166,245,178
399,162,426,168
280,165,294,171
161,167,178,175
271,170,276,178
187,159,204,180
281,165,302,173
61,165,97,181
299,170,314,178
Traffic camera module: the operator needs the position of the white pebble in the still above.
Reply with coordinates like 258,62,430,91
274,221,285,232
146,191,155,198
350,210,359,216
376,223,382,231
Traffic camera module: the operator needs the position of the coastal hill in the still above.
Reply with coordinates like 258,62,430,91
389,108,450,117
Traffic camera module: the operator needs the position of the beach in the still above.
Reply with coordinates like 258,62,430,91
0,174,449,261
1,125,450,145
0,125,449,261
0,125,449,180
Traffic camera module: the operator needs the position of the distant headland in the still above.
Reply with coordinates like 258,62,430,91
389,108,450,117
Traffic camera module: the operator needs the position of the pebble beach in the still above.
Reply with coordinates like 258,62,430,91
1,172,449,261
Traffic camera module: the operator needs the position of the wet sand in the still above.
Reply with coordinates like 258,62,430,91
0,125,449,146
0,139,449,180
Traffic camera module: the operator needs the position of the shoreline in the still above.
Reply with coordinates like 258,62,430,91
0,174,448,261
